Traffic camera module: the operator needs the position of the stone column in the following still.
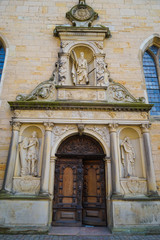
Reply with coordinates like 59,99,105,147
141,124,158,196
49,156,57,196
104,157,112,199
3,122,21,192
109,123,122,196
40,122,54,194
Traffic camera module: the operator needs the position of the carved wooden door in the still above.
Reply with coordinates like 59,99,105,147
82,159,106,226
52,158,83,226
52,135,106,226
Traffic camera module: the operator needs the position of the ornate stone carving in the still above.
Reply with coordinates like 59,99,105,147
53,125,76,137
94,41,103,50
71,51,89,85
19,131,39,177
141,123,151,133
96,57,110,86
121,179,147,195
120,137,136,178
77,124,85,136
16,77,55,101
106,82,145,103
11,122,21,131
44,122,54,131
58,56,67,85
13,110,21,117
108,112,116,118
61,41,70,49
66,0,98,27
57,135,104,155
141,112,149,119
45,110,53,118
108,123,118,133
13,176,40,195
86,126,109,144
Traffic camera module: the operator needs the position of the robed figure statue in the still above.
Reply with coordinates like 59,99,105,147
71,51,89,85
121,137,136,178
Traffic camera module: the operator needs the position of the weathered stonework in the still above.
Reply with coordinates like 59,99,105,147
0,0,160,234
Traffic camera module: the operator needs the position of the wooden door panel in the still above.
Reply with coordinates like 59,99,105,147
82,160,106,226
52,158,83,226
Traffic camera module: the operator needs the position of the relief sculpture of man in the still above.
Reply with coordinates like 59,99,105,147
20,131,39,177
121,137,136,178
71,51,89,85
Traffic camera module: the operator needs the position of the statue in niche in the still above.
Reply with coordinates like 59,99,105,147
121,137,136,178
71,51,89,85
19,131,39,177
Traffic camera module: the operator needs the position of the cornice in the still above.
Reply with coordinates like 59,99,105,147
8,100,153,112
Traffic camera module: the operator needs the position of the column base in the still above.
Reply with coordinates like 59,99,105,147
147,190,159,197
112,192,124,199
39,191,50,197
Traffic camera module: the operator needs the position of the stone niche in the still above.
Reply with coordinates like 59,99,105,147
119,127,147,196
13,125,44,195
57,37,110,87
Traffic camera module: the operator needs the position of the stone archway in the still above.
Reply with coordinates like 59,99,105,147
52,134,107,226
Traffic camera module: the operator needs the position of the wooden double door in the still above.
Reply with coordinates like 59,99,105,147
52,135,106,226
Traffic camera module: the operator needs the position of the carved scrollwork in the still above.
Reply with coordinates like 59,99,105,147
53,125,76,137
86,126,109,144
106,83,145,103
57,135,104,155
58,56,67,85
16,77,55,101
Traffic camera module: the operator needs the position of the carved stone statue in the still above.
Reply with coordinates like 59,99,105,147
121,137,136,178
71,51,89,85
20,131,39,177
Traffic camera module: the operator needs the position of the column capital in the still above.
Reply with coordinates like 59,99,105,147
141,123,151,133
50,156,57,163
44,122,54,131
11,121,21,131
108,123,118,133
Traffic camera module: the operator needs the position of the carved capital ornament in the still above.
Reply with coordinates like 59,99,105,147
108,123,119,133
141,123,151,133
11,122,21,131
44,122,54,131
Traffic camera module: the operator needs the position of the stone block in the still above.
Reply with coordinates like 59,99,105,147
0,200,50,226
113,200,160,226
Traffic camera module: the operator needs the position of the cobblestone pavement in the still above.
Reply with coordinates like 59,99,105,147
1,235,160,239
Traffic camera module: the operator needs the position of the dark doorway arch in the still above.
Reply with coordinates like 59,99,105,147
52,134,107,226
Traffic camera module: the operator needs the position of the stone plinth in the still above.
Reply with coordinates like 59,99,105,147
13,176,40,195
